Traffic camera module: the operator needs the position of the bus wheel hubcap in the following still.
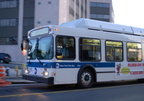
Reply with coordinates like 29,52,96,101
81,72,91,85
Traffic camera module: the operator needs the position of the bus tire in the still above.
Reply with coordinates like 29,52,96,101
78,69,94,88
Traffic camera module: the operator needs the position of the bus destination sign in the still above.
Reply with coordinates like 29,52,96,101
30,27,49,37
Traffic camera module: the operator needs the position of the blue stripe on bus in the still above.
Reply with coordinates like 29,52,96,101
27,62,115,68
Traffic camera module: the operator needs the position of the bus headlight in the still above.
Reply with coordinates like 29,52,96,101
24,69,29,75
43,71,49,76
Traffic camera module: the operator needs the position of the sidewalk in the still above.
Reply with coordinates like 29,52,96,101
4,76,36,84
0,62,36,84
4,67,35,84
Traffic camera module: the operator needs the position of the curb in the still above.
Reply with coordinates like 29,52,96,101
6,79,36,84
3,76,22,79
3,77,36,84
11,81,36,84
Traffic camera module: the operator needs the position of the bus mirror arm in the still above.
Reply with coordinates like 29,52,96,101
56,49,62,56
21,42,23,51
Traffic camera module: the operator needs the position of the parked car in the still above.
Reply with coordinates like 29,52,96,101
0,53,11,63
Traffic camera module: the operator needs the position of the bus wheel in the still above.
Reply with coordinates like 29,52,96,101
78,69,94,88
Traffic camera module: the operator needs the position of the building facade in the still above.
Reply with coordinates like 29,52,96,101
0,0,113,62
35,0,87,27
87,0,114,22
0,0,34,62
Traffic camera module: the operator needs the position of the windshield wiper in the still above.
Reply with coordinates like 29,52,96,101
37,57,43,65
36,39,43,66
37,49,43,65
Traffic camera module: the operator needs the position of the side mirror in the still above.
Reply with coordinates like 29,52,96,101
56,49,62,56
21,39,28,51
21,39,29,56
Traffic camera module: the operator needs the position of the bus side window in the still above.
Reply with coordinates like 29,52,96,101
127,42,142,62
56,36,75,60
79,38,101,61
106,41,123,61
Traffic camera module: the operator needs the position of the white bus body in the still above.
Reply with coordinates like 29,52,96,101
22,19,144,88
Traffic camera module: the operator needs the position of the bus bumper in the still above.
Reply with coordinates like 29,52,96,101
22,75,54,85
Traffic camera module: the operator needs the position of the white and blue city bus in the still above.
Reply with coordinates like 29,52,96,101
21,18,144,88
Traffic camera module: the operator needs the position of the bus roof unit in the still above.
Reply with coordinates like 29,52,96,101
61,18,144,36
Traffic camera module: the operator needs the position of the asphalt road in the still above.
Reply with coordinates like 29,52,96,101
0,81,144,101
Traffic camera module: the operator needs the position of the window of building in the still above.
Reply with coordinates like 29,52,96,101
90,2,110,8
127,42,142,62
48,1,51,4
90,14,110,19
0,0,17,8
38,2,41,5
56,36,75,60
0,37,17,45
106,41,123,61
47,21,51,24
85,1,87,17
0,19,17,26
76,0,79,6
80,38,101,61
76,13,79,19
23,17,34,26
90,2,110,22
81,5,84,18
0,37,7,45
37,21,41,24
69,6,74,16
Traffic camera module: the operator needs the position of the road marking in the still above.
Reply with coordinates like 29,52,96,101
0,83,144,98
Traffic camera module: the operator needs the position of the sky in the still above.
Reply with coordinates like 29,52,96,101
112,0,144,28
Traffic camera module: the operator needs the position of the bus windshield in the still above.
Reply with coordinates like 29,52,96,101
28,36,54,60
28,39,37,59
